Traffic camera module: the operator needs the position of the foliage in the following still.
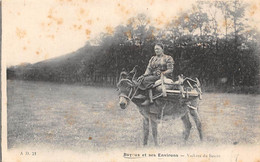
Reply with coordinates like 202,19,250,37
7,0,260,93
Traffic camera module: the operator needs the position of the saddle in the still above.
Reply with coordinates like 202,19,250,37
138,75,177,90
136,75,202,101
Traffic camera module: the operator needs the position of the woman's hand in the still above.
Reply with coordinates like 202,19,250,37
137,75,144,82
155,70,161,76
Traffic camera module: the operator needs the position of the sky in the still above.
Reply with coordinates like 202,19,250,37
2,0,260,66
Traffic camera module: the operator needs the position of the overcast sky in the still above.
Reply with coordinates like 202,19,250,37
2,0,260,66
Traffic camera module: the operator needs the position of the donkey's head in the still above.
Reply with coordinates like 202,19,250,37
117,78,135,109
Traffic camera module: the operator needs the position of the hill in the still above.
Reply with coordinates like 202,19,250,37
7,44,101,83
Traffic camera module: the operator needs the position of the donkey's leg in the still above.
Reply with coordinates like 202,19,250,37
181,113,192,141
190,109,203,141
151,119,158,146
143,118,149,146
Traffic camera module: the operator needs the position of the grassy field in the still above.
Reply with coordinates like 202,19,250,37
7,80,260,152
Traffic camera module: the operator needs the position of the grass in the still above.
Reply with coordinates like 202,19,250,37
7,80,260,152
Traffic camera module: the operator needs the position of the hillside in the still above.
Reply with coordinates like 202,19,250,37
7,44,101,83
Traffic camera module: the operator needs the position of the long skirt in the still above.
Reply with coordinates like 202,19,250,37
141,75,160,89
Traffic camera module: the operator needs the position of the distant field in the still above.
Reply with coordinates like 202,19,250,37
7,80,260,151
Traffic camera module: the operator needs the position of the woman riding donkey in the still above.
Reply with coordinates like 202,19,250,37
136,43,174,106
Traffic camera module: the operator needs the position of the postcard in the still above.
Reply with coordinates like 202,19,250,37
2,0,260,161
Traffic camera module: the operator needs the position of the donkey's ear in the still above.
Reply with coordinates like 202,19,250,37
129,65,138,74
119,71,129,80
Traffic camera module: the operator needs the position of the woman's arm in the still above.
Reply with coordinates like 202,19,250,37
144,67,152,76
143,56,154,76
137,56,154,81
162,56,174,76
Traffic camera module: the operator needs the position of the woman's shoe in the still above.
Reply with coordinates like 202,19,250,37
141,99,150,106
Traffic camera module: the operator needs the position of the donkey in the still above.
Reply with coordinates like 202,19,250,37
117,68,203,146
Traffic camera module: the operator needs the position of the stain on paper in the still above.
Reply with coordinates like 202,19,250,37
16,28,27,39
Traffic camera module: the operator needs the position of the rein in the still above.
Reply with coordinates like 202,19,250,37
119,85,139,103
130,86,139,100
118,67,139,103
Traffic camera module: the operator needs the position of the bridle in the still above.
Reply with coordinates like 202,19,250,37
118,66,140,103
118,79,139,103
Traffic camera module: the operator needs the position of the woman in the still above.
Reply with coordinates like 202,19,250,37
137,43,174,106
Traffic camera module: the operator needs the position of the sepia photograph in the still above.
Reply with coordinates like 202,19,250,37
2,0,260,161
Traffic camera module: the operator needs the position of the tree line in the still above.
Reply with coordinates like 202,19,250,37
7,0,260,93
